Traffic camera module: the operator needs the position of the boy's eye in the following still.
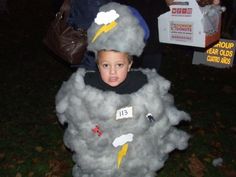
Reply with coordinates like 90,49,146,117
116,63,124,68
102,64,109,68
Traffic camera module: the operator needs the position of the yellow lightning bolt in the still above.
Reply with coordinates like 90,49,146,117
92,21,118,43
117,143,129,168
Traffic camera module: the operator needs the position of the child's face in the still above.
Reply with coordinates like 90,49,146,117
97,50,132,87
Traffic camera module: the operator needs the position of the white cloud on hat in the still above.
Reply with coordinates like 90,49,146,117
95,10,120,25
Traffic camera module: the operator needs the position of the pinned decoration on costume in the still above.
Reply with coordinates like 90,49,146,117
192,38,236,68
146,113,156,122
92,125,103,137
116,106,133,120
117,143,128,168
112,133,134,147
112,133,134,168
92,10,119,43
94,10,119,25
92,21,117,43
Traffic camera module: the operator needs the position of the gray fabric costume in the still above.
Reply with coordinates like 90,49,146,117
56,2,190,176
56,68,190,177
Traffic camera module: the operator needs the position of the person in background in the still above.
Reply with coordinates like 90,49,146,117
51,0,113,69
67,0,113,70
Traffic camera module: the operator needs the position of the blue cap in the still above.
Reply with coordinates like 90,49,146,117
128,6,150,42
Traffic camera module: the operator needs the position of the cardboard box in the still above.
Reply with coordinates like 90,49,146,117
158,0,222,48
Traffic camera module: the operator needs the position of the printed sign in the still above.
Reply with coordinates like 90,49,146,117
171,7,192,17
192,38,236,68
170,21,193,42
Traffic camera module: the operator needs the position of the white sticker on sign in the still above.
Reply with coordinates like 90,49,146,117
116,106,133,120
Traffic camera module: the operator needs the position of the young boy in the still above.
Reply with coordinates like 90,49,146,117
56,2,190,177
84,49,148,94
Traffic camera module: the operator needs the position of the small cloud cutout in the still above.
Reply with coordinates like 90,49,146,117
95,9,119,25
112,133,134,147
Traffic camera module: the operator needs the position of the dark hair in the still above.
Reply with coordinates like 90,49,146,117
96,49,133,64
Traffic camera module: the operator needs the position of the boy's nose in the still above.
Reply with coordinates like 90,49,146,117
109,66,116,74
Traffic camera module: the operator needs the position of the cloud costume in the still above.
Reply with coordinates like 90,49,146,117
56,2,190,177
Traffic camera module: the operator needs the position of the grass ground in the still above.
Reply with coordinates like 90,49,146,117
0,1,235,176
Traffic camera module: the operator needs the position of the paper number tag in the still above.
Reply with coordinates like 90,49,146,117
116,107,133,120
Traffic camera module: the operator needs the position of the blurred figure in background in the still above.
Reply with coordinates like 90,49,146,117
221,0,236,39
68,0,113,70
52,0,113,70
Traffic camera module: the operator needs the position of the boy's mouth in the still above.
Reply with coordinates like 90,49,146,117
109,77,119,82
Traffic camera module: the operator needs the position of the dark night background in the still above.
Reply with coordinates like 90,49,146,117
0,0,235,176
